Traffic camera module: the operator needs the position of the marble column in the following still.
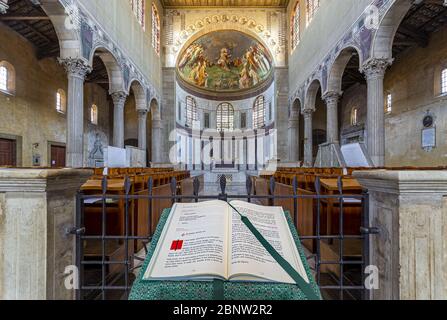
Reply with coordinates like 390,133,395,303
137,109,148,150
288,107,300,162
323,91,341,144
303,108,314,167
152,117,163,163
362,58,392,167
111,91,127,149
59,58,92,168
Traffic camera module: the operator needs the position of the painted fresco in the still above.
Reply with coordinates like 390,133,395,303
177,30,273,92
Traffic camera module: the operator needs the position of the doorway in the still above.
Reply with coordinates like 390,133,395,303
50,144,66,168
0,138,16,166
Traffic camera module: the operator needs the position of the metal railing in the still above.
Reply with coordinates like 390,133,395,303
73,175,377,300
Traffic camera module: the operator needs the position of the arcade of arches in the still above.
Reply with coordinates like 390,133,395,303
0,0,446,173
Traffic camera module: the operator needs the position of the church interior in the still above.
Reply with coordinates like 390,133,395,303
1,0,447,301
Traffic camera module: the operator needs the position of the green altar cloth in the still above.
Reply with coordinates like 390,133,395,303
129,209,322,300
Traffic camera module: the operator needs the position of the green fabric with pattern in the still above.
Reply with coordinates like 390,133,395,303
129,209,322,300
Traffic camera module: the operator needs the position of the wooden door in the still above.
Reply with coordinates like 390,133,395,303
0,138,16,166
51,145,66,168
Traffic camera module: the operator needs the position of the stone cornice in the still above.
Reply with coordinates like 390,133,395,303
0,169,93,193
354,170,447,195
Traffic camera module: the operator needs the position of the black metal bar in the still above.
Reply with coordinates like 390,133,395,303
292,176,298,230
124,176,131,298
337,177,344,300
361,188,370,300
148,177,153,240
315,177,322,288
75,174,373,301
101,176,107,300
75,192,82,300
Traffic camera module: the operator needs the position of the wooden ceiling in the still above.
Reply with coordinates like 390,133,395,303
0,0,109,89
393,1,447,56
161,0,289,8
0,0,60,59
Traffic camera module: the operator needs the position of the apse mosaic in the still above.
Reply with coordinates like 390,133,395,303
177,30,273,93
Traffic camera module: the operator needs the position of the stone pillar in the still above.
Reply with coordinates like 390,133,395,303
362,58,391,167
152,117,163,163
137,109,148,150
323,91,341,143
111,91,127,148
0,168,92,300
354,170,447,300
288,107,300,162
60,58,92,168
303,109,314,167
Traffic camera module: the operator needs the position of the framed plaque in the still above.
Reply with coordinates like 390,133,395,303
422,127,436,151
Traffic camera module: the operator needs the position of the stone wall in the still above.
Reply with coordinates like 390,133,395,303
287,0,372,92
78,0,163,92
384,25,447,166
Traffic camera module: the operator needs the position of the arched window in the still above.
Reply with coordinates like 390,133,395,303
91,104,98,125
253,96,266,129
0,61,16,94
441,68,447,95
0,66,7,92
306,0,320,25
151,3,160,55
185,96,198,127
56,89,67,113
351,107,359,126
217,103,234,132
129,0,145,28
291,2,301,50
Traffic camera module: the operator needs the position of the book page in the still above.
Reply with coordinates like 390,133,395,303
228,200,309,284
143,200,229,280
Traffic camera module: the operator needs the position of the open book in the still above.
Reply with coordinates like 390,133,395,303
143,200,309,284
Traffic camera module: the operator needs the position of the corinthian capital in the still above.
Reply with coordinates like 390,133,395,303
322,91,341,105
361,58,393,79
111,91,127,106
138,109,148,119
302,108,314,118
59,58,92,79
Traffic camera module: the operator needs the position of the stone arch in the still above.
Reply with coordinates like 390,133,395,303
290,98,302,117
326,46,363,94
370,0,413,61
128,79,147,111
150,98,161,120
89,46,126,94
40,0,83,59
304,79,322,111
